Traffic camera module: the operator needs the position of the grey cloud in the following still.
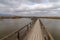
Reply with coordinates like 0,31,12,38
0,0,60,15
28,0,42,3
28,0,60,3
49,0,60,2
0,0,20,8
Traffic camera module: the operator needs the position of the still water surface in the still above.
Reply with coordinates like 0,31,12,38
41,19,60,40
0,18,32,39
0,18,60,40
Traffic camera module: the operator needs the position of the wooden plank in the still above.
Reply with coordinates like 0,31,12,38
23,19,54,40
23,19,44,40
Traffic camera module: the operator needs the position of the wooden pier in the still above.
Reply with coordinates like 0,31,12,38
0,16,56,40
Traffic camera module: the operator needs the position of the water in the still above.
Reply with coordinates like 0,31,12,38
41,19,60,40
0,18,60,40
0,18,32,39
1,11,60,40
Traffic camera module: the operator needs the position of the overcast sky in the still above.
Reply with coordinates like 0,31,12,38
0,0,60,15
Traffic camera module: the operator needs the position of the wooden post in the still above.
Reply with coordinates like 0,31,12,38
30,23,32,28
27,25,29,31
17,32,20,40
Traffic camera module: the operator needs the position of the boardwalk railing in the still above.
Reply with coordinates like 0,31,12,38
0,16,59,40
23,19,54,40
0,18,37,40
39,19,54,40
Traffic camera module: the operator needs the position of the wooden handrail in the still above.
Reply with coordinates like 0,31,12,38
39,19,54,40
0,22,33,40
0,18,37,40
0,17,56,40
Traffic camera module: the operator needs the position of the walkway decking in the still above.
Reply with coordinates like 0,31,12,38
23,19,44,40
0,18,54,40
23,19,54,40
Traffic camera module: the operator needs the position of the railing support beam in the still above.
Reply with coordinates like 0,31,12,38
17,32,20,40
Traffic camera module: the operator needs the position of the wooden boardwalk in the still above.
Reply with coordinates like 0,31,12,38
23,19,44,40
0,19,54,40
23,19,54,40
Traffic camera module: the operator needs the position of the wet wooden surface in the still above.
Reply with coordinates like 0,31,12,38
23,19,44,40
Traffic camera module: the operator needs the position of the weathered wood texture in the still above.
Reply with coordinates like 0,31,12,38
23,19,54,40
23,19,44,40
0,18,54,40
